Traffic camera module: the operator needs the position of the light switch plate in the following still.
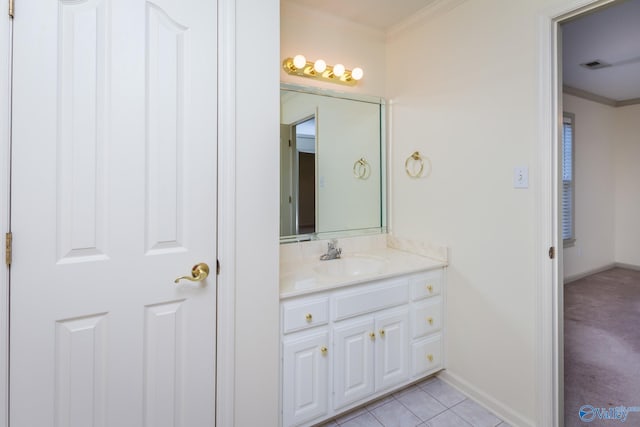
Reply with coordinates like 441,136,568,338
514,167,528,188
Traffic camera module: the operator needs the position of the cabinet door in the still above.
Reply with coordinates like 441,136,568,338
333,317,375,410
283,330,330,427
375,308,410,391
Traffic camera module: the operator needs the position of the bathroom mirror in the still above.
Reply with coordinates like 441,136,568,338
280,84,386,242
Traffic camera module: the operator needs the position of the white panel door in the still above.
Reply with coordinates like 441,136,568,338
375,309,409,391
333,317,374,410
282,331,329,427
9,0,217,426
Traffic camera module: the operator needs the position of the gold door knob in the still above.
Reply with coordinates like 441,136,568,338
379,329,385,337
426,284,433,293
174,263,210,284
427,317,434,325
320,346,328,355
369,332,376,340
427,354,434,362
305,313,313,322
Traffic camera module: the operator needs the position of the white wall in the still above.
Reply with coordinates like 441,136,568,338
280,2,386,96
386,1,566,425
562,94,616,279
235,0,280,425
614,103,640,266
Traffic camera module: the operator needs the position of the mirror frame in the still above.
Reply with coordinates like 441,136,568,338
279,83,387,243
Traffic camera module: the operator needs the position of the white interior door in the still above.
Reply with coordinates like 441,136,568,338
9,0,217,426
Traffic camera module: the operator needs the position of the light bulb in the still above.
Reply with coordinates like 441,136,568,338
333,64,345,77
292,55,306,69
314,59,327,73
351,67,364,81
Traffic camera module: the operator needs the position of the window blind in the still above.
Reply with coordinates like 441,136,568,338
562,114,574,243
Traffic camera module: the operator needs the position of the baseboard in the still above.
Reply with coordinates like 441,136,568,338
437,370,535,427
563,263,616,284
614,262,640,272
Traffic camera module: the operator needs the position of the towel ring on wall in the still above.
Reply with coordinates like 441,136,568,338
405,151,431,178
353,158,371,180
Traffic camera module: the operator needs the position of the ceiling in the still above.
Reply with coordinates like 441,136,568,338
562,0,640,103
283,0,437,31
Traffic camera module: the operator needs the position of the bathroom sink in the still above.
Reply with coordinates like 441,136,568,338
313,254,388,277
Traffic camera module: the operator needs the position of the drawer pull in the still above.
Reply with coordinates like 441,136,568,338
426,354,434,362
426,284,434,293
305,313,313,322
369,332,376,340
379,329,385,337
427,317,434,325
320,346,328,355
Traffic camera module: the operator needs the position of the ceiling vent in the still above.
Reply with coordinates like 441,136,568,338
580,60,611,70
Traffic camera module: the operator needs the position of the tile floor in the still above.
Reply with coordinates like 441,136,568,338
318,377,512,427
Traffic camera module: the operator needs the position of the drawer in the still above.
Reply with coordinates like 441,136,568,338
411,297,442,339
333,280,409,321
410,270,443,301
282,296,329,334
411,334,442,377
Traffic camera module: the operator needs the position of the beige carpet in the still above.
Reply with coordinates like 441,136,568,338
564,267,640,426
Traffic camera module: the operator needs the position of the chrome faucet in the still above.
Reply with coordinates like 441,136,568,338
320,239,342,261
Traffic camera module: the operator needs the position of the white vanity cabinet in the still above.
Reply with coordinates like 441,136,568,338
280,268,445,427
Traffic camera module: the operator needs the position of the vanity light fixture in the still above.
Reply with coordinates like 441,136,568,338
282,55,364,86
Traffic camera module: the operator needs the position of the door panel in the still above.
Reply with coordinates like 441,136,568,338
10,0,217,425
57,0,109,264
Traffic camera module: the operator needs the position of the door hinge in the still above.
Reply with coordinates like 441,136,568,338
8,0,14,18
5,232,12,266
216,259,220,275
289,195,292,203
288,139,291,147
548,246,555,260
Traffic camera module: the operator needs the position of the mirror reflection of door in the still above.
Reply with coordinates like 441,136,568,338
280,124,295,236
280,116,316,236
295,117,316,234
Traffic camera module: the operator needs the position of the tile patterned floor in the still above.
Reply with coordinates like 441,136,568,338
318,377,512,427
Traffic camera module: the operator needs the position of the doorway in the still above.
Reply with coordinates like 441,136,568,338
280,115,317,237
552,1,638,425
555,0,640,425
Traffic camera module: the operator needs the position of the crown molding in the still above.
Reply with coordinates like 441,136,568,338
563,85,640,107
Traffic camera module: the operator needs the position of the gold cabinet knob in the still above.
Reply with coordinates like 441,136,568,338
305,313,313,322
427,317,434,325
320,346,328,355
426,284,433,293
379,329,385,337
426,354,434,362
369,332,376,340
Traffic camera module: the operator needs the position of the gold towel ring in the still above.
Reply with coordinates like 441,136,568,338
405,151,431,178
353,158,371,179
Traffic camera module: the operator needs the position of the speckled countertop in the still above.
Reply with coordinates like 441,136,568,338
280,234,448,299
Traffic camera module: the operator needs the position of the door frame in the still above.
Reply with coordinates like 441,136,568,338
1,1,11,425
216,0,236,425
537,1,617,426
0,0,237,425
